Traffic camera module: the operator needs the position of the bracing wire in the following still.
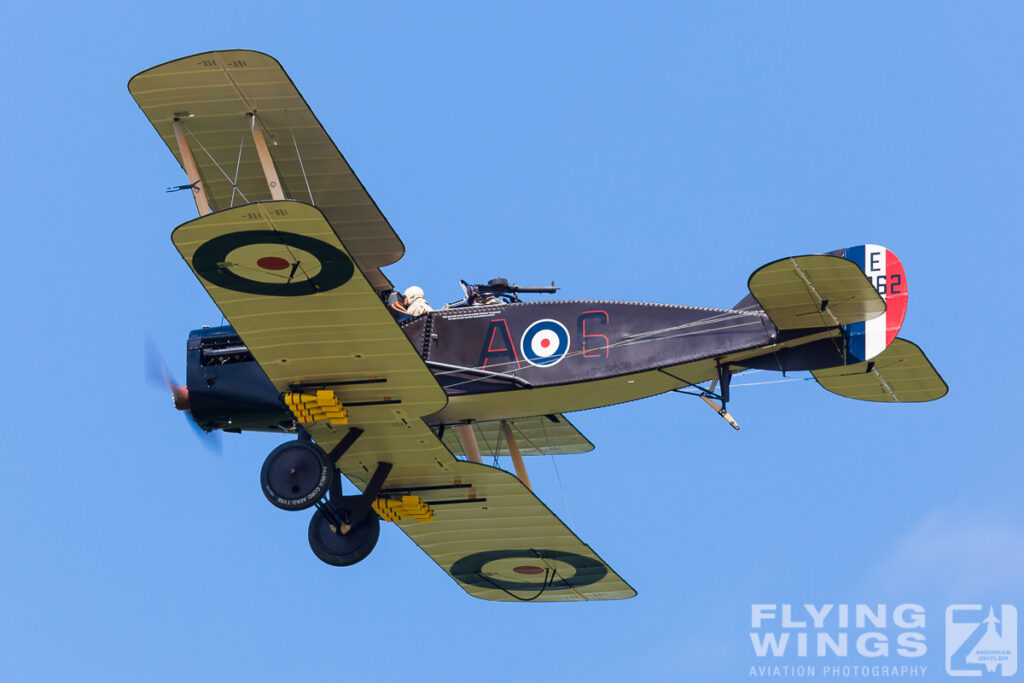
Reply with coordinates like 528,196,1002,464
511,421,576,532
182,122,249,204
291,128,315,205
433,313,769,384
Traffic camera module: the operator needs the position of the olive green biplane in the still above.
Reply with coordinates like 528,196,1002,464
131,51,945,602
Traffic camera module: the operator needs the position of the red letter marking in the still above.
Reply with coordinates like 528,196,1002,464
578,310,610,359
478,319,521,370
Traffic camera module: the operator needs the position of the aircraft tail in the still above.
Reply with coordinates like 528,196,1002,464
740,244,945,402
742,243,909,363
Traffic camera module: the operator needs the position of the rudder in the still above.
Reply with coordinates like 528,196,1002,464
840,244,908,362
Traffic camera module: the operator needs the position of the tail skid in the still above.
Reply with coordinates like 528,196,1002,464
672,368,741,430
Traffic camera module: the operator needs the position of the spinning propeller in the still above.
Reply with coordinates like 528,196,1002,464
145,337,222,453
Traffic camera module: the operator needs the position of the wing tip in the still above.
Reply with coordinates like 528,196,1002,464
128,49,283,91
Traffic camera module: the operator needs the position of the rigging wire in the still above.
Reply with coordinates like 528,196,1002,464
432,313,772,381
181,122,249,204
730,376,814,387
511,421,576,532
291,127,315,205
229,135,245,207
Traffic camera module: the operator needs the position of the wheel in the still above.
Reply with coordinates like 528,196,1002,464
260,441,334,511
308,506,380,567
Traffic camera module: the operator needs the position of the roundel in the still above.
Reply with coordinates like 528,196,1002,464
450,549,607,592
520,319,570,367
191,230,354,297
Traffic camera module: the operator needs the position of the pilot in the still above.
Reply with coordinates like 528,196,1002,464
472,291,500,306
464,284,499,306
384,289,407,319
403,286,433,317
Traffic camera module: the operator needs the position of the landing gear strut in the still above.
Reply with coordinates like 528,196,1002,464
308,503,380,566
309,461,392,566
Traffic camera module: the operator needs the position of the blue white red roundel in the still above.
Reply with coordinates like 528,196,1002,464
521,319,570,367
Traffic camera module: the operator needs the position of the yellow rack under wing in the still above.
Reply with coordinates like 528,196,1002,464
284,390,349,425
373,495,434,523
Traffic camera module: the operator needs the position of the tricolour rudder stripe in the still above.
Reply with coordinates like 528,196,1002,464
841,244,908,362
885,249,908,345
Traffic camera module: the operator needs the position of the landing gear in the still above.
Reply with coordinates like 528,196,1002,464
260,429,392,567
308,504,380,566
260,440,334,510
307,460,392,566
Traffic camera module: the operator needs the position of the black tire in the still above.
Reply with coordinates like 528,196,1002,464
260,441,334,511
308,506,380,567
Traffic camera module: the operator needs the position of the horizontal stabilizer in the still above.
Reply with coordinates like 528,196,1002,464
812,338,947,402
439,414,593,457
748,255,886,330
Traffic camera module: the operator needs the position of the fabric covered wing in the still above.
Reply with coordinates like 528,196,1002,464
439,414,594,457
131,50,401,291
171,200,634,601
812,338,948,402
318,426,635,601
171,199,444,420
748,255,886,330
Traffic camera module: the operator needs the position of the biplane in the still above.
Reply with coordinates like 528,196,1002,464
130,50,947,602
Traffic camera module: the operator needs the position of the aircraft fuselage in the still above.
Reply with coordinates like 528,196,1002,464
185,299,844,432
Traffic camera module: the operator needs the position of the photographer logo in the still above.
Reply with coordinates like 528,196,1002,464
945,604,1017,677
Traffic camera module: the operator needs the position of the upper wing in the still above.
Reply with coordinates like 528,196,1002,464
811,338,948,402
171,200,635,601
130,50,401,292
439,414,594,457
748,255,886,329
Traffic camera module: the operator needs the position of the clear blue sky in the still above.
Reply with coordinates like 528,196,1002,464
2,3,1021,681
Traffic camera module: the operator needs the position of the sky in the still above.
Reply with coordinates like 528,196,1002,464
2,3,1022,681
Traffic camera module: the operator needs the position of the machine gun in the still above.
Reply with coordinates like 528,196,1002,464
458,278,559,305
